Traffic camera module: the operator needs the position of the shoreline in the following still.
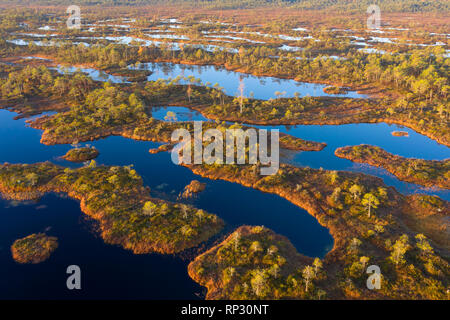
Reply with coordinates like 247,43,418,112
0,163,225,255
335,145,450,190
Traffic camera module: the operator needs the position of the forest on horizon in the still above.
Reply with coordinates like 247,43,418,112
2,0,449,12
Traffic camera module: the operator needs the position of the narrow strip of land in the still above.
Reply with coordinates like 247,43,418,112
335,145,450,189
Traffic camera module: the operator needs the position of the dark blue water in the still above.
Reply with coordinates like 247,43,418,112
0,109,333,299
93,136,333,256
0,194,201,300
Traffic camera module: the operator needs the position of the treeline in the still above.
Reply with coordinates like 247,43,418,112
1,0,448,12
0,65,96,103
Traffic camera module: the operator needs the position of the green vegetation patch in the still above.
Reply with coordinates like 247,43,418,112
323,86,349,95
63,147,99,162
188,226,326,300
180,180,206,199
11,233,58,264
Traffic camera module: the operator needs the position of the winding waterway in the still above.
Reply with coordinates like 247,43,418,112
0,109,333,299
1,58,448,299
